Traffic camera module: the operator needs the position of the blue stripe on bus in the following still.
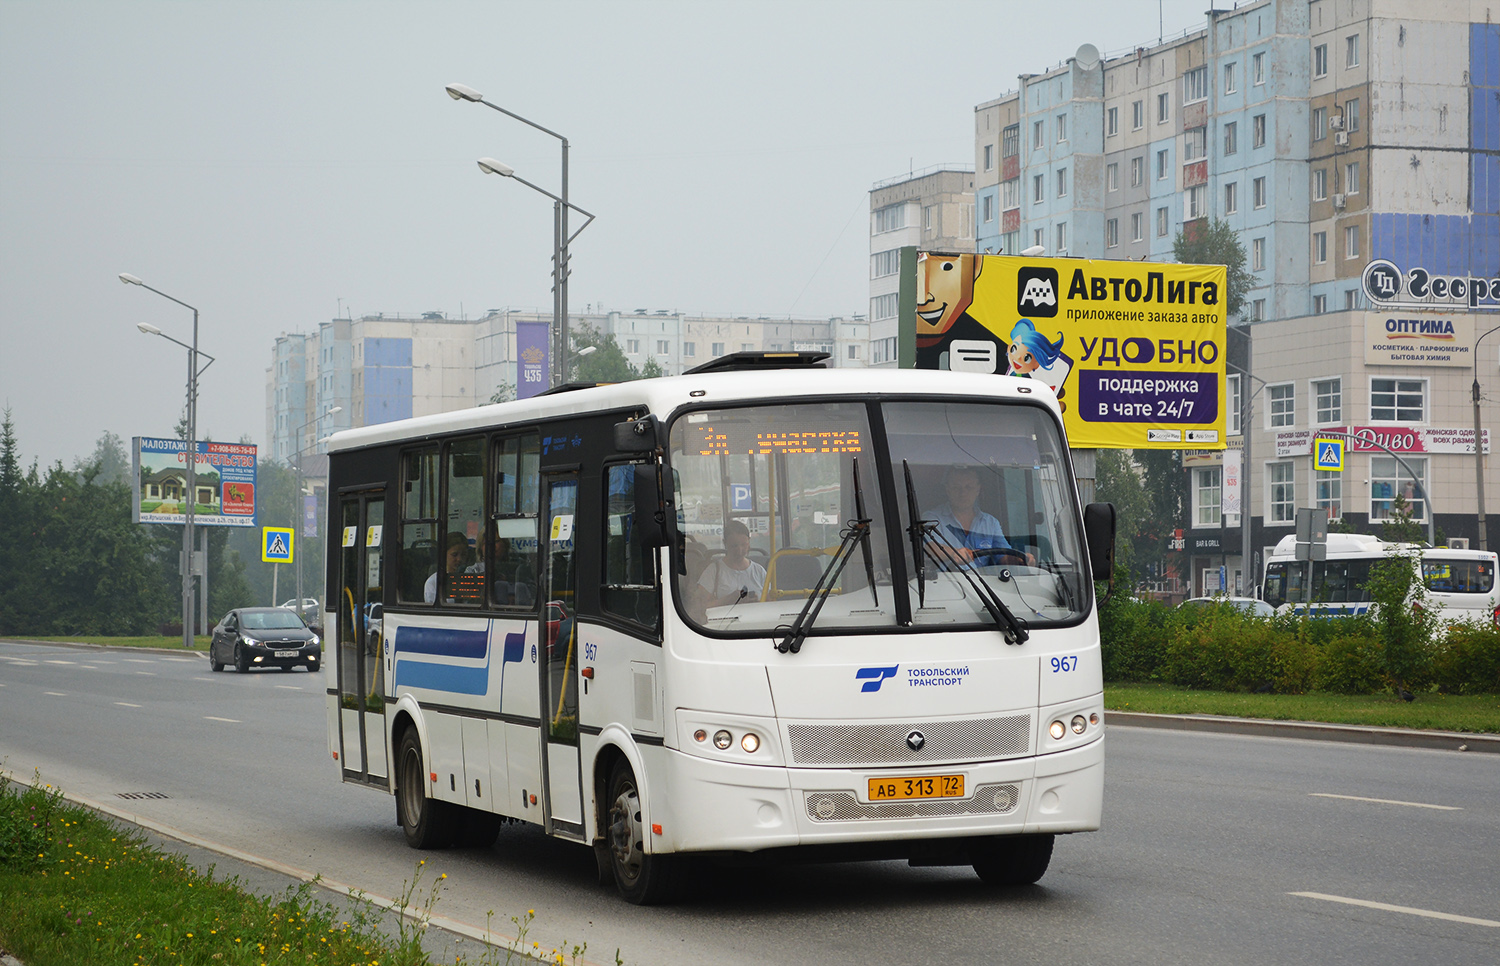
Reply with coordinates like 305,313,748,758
395,659,489,695
393,625,489,659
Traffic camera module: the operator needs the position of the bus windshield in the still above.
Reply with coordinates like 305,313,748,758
668,398,1088,636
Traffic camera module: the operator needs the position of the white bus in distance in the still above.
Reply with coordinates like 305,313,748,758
322,351,1116,903
1262,532,1499,623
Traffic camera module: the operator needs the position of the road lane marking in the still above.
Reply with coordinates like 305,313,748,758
275,685,303,691
135,672,156,676
44,692,67,696
204,716,240,723
1290,892,1500,927
115,702,141,708
1310,792,1461,811
160,657,197,663
123,659,154,664
45,660,76,665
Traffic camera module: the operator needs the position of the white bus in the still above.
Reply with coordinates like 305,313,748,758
322,353,1115,903
1262,532,1499,623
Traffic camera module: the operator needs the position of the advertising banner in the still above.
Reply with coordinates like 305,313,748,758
132,438,257,527
516,321,550,398
910,253,1227,449
1275,426,1491,457
1364,312,1475,367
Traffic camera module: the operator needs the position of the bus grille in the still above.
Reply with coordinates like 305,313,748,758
786,715,1031,766
804,783,1021,822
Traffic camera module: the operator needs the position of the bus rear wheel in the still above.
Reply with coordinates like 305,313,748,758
605,759,686,904
972,833,1054,886
396,729,454,849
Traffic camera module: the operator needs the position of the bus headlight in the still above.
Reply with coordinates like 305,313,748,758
740,732,761,753
1049,720,1067,740
1071,715,1087,734
713,730,732,750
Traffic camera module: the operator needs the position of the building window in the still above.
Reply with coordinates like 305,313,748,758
1227,373,1242,435
1225,62,1238,94
1033,173,1045,203
1132,99,1144,129
1268,383,1294,428
1253,113,1266,148
1346,34,1360,68
982,195,994,222
847,344,859,360
1107,162,1119,192
1310,377,1342,425
1156,206,1169,237
1371,456,1426,522
1313,106,1327,140
1252,236,1265,271
626,339,640,354
1225,181,1238,215
1269,462,1295,524
1106,218,1119,248
1033,119,1044,149
684,342,696,357
1002,179,1018,208
1107,106,1119,136
1314,43,1328,77
1252,298,1265,320
1313,231,1327,263
1317,470,1342,521
1345,97,1361,132
1157,91,1170,123
871,249,900,278
1253,176,1267,208
1184,127,1207,162
656,340,670,355
1371,378,1425,422
1057,167,1068,197
1055,221,1067,252
1345,288,1359,309
1184,66,1208,103
1130,155,1144,186
1056,114,1067,142
870,294,898,321
1002,123,1019,157
1131,211,1144,242
1195,467,1221,526
1224,121,1238,155
1345,225,1361,259
922,204,935,234
1313,294,1328,314
1033,227,1046,250
1252,51,1265,85
1346,161,1360,194
874,203,906,233
983,144,994,171
711,342,725,357
1314,168,1327,200
1156,149,1169,181
1185,185,1205,220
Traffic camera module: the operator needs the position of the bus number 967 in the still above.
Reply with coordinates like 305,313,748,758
1051,656,1078,673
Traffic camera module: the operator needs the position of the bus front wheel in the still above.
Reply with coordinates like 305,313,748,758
605,759,686,904
972,833,1054,886
396,729,454,849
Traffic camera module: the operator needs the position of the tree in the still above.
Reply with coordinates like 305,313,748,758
1094,449,1150,583
570,325,641,383
488,381,515,405
1380,491,1425,545
1172,218,1254,320
73,431,130,487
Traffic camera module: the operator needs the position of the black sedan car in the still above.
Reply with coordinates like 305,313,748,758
209,607,322,673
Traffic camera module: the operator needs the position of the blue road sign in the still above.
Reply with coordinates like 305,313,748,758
262,526,294,563
1314,438,1345,471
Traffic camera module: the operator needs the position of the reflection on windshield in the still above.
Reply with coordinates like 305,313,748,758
668,398,1089,638
245,610,307,630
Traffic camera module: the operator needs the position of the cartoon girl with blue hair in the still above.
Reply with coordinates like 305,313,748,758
1005,318,1072,405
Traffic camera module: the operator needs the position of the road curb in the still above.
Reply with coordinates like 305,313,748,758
0,638,205,657
1107,710,1500,754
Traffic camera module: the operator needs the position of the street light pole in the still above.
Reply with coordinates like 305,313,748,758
122,273,209,649
1472,324,1500,551
292,406,342,618
447,84,591,387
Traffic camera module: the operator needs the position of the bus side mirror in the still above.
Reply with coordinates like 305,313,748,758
632,463,670,548
1083,502,1116,582
615,416,659,453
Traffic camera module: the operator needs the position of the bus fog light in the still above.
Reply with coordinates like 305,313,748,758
1071,715,1087,734
992,787,1015,810
693,729,707,743
1089,713,1100,726
1049,720,1066,740
741,732,760,753
713,730,732,750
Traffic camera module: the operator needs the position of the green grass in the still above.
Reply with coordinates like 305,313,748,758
0,775,603,966
1,635,210,651
1106,682,1500,734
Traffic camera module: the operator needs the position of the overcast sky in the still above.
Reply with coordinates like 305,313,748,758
0,0,1209,470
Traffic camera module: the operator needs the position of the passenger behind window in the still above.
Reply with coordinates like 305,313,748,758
425,532,473,604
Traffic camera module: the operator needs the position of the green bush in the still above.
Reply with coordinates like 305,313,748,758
1269,634,1318,694
1314,631,1387,694
1431,623,1500,694
1161,606,1278,692
1099,595,1172,681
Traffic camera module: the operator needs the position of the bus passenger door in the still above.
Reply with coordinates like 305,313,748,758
541,473,584,838
337,491,388,785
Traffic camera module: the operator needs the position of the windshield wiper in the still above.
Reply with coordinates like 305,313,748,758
775,460,875,655
902,460,929,609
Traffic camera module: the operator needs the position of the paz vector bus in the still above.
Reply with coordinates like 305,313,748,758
321,352,1116,903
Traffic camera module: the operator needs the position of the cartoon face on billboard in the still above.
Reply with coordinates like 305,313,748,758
915,253,980,337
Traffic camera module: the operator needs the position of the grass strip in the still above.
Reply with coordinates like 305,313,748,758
0,635,210,651
0,775,604,966
1105,682,1500,733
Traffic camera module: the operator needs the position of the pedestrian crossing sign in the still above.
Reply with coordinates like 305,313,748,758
1314,438,1344,472
262,526,294,563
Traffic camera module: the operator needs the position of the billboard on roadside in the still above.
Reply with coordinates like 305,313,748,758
906,252,1227,449
132,437,258,527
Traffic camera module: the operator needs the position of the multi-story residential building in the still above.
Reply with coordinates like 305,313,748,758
868,166,975,366
972,0,1500,596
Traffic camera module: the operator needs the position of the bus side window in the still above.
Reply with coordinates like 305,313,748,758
492,434,541,608
400,448,439,603
603,463,660,631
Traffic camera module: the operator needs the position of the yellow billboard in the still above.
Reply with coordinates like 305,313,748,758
910,252,1227,449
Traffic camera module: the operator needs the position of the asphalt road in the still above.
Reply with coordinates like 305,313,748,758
2,639,1497,966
